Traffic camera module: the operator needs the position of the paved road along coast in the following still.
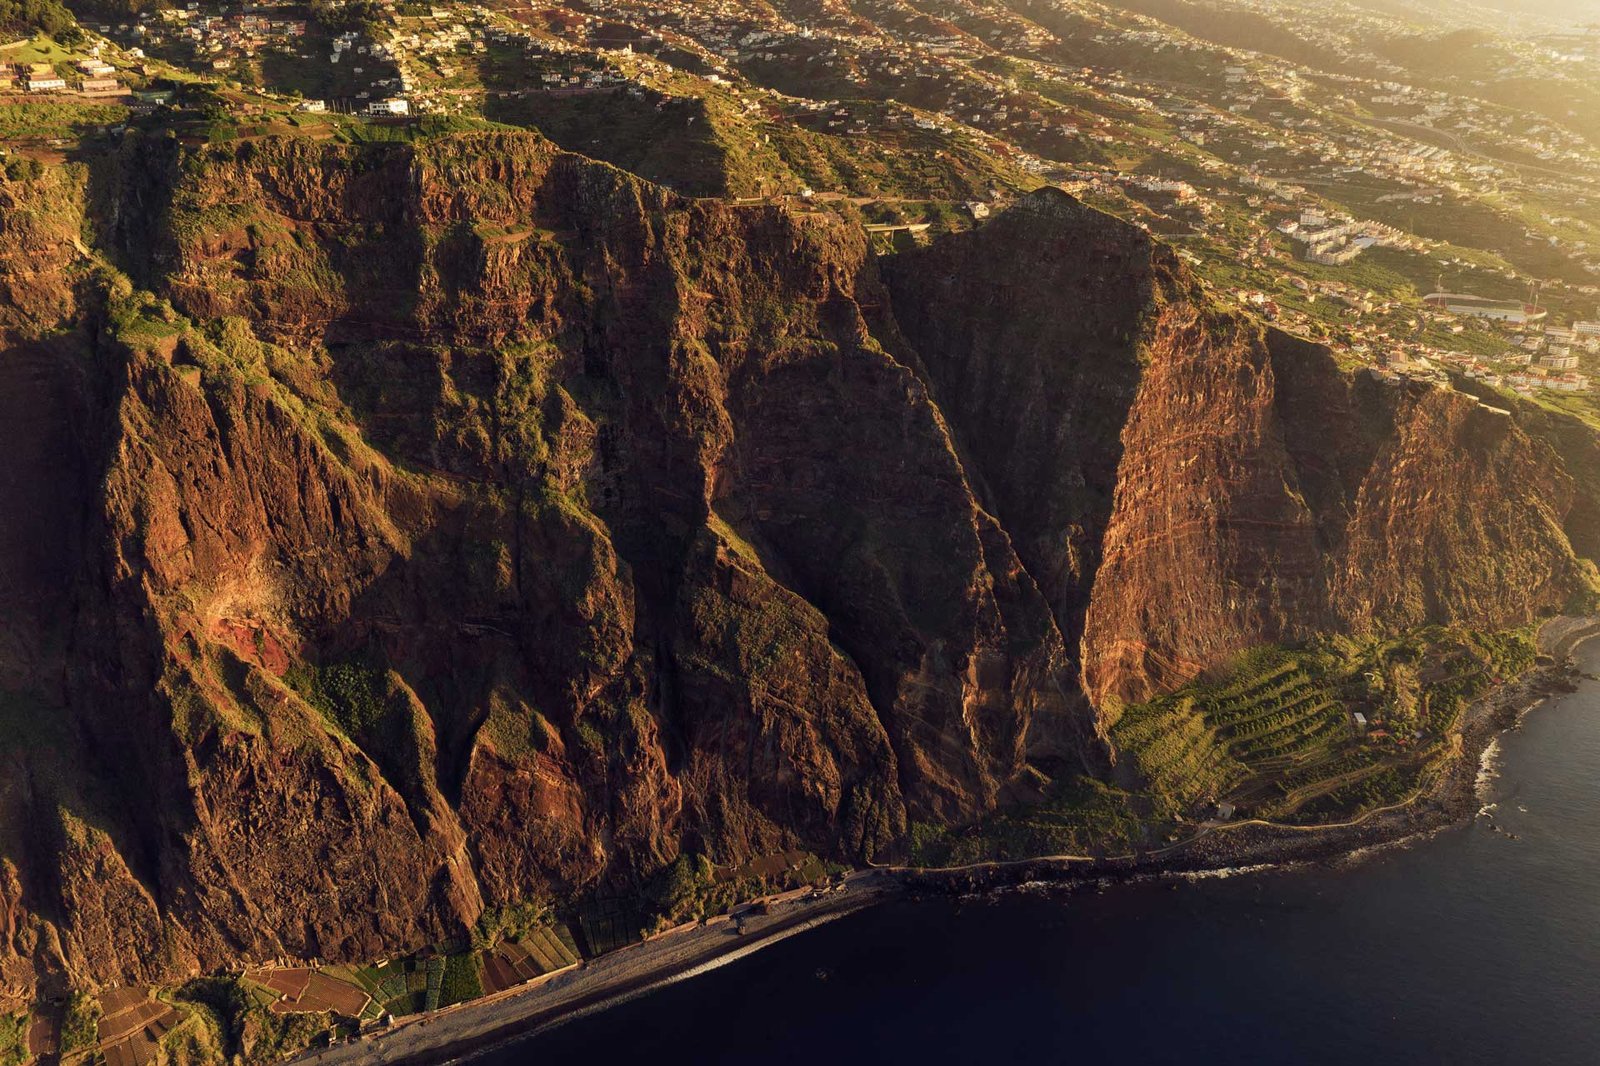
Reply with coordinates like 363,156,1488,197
290,874,893,1066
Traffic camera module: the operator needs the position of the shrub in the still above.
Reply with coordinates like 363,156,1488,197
3,158,44,183
59,991,100,1055
471,899,553,951
0,1012,28,1066
0,4,78,40
286,660,389,739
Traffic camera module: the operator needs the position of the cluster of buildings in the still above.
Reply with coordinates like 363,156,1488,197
5,62,66,93
1453,317,1600,394
1465,362,1591,394
528,0,1080,168
1277,208,1414,266
177,8,308,72
374,6,638,115
3,56,122,94
95,5,308,72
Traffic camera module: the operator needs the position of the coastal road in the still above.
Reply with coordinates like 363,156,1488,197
289,874,893,1066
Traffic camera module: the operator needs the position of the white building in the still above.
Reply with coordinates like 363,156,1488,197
1424,293,1548,326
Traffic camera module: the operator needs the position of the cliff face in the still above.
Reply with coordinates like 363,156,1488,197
0,134,1080,1000
1450,374,1600,564
0,147,1592,1004
883,189,1591,711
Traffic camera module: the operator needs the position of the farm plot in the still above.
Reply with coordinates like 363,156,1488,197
348,959,412,1015
481,926,581,994
575,897,646,957
1114,650,1359,820
351,954,477,1017
241,967,371,1018
1111,693,1249,818
26,1011,58,1059
1194,659,1358,813
1114,628,1539,827
95,988,177,1066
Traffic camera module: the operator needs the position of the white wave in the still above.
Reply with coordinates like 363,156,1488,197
1476,736,1503,795
1174,863,1278,882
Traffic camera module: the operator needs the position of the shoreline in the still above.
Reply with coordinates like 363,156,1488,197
898,617,1600,897
289,879,896,1066
290,617,1600,1066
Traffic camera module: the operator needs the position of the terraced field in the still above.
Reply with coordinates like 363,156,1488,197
343,958,429,1018
1113,652,1366,819
575,896,648,957
909,776,1146,865
481,926,582,994
1112,692,1251,819
1111,628,1540,827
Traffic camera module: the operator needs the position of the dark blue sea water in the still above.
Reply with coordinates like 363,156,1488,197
497,642,1600,1065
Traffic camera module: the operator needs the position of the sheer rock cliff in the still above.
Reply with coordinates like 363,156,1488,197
0,138,1592,1003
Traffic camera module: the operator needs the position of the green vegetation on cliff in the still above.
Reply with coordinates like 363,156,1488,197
908,777,1144,866
643,853,754,927
176,977,326,1064
58,990,99,1055
0,1012,27,1066
1114,627,1537,826
909,625,1541,866
286,661,392,742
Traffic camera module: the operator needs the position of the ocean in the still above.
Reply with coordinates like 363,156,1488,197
489,641,1600,1065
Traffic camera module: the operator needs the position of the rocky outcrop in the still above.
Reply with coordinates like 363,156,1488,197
0,147,1592,1007
1319,371,1586,630
884,189,1592,713
1451,374,1600,563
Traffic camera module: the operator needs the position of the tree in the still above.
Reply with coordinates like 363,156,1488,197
0,0,80,40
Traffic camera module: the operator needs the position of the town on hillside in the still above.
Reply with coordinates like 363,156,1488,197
3,0,1599,409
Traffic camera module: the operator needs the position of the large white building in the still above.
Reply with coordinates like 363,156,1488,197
1424,293,1548,326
